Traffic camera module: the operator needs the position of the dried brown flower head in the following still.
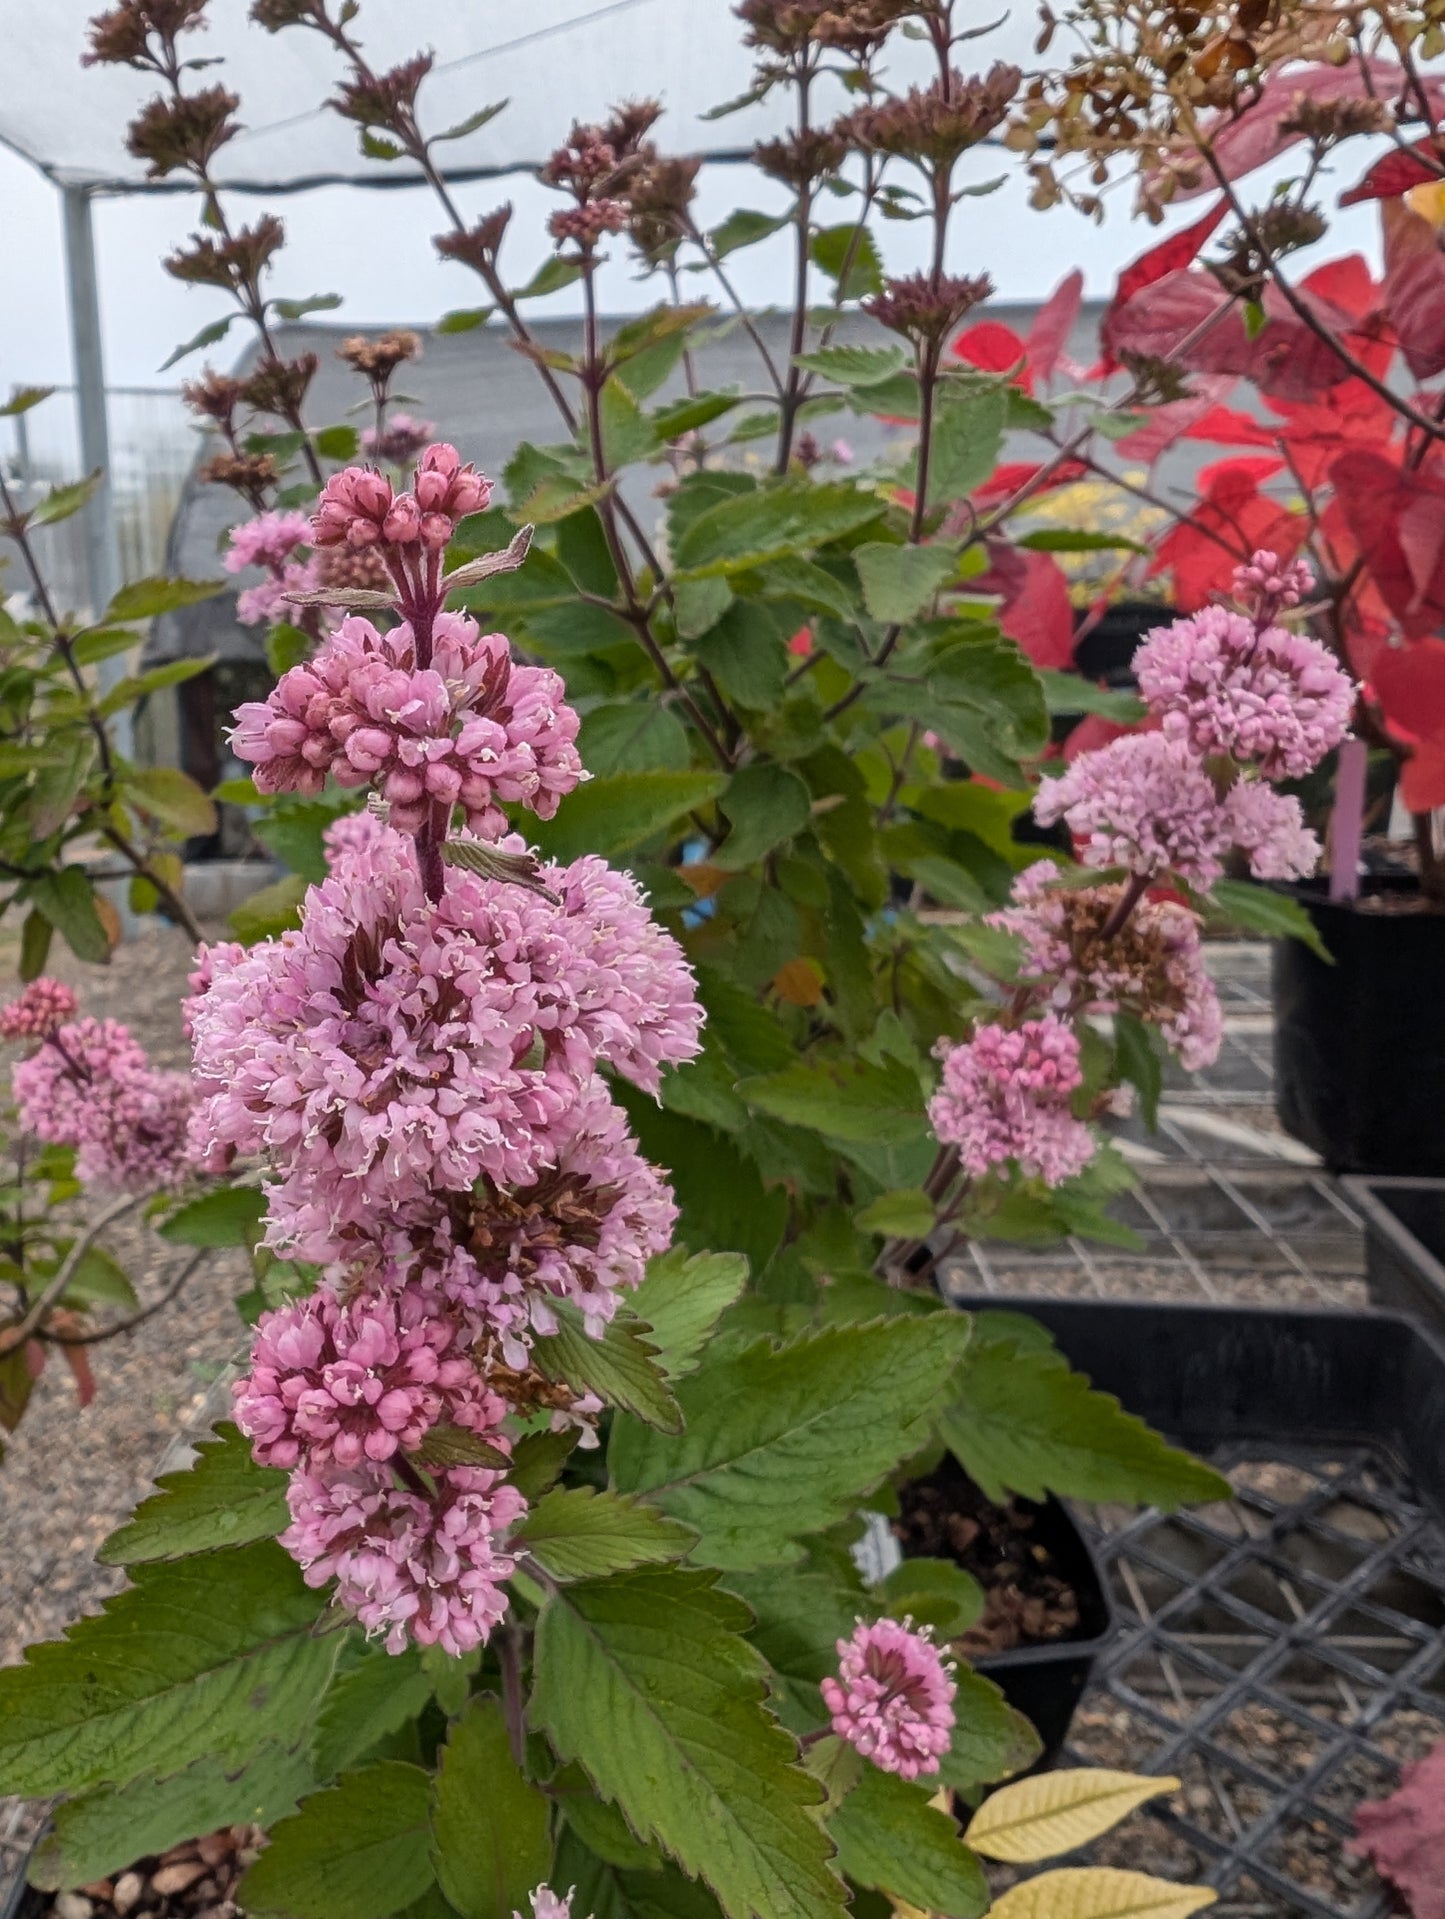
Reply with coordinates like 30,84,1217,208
166,215,285,292
332,54,432,132
626,153,702,261
1209,203,1328,299
200,450,279,505
126,83,239,178
337,331,422,378
180,369,247,429
864,270,992,344
846,64,1020,166
435,204,513,275
83,0,209,67
753,126,848,190
242,353,319,420
249,0,319,28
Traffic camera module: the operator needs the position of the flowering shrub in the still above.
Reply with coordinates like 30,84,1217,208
0,0,1385,1915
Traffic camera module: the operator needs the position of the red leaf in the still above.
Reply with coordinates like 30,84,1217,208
1331,449,1445,638
970,458,1087,505
1351,1738,1445,1919
1179,404,1282,448
1373,638,1445,740
61,1342,96,1410
1174,61,1444,195
993,549,1076,670
1382,197,1445,380
1102,200,1230,368
1301,253,1383,318
1112,377,1240,463
1027,269,1084,382
1152,459,1305,609
1341,138,1442,208
1103,266,1236,370
1062,711,1149,762
952,320,1032,388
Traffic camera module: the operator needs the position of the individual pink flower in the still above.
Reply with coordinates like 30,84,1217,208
1223,781,1321,881
321,808,386,868
236,558,322,628
233,1285,503,1471
821,1617,956,1781
281,1459,525,1655
520,1891,584,1919
311,466,397,551
230,610,582,837
1034,732,1237,886
992,862,1223,1071
224,510,312,575
0,978,78,1042
1232,549,1314,625
187,824,701,1242
929,1014,1094,1186
1134,603,1354,779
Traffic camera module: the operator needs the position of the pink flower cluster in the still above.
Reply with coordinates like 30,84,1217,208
312,444,489,554
13,1014,198,1192
225,510,311,575
928,1014,1094,1187
993,863,1223,1071
1035,732,1319,887
362,413,436,468
1134,603,1353,780
231,609,582,838
201,813,701,1650
281,1458,525,1656
821,1618,957,1782
0,978,78,1042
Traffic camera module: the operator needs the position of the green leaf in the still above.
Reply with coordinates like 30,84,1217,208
514,256,585,300
31,1743,316,1890
19,909,52,982
1113,1010,1163,1130
925,387,1008,504
674,575,734,640
430,1697,551,1919
508,1428,579,1502
722,1568,864,1730
433,101,508,143
674,481,882,577
530,770,726,864
311,424,359,461
651,391,743,439
579,702,691,776
1034,670,1147,723
875,1557,982,1637
1206,877,1330,961
240,1762,436,1919
28,736,94,840
437,307,495,336
855,1189,935,1238
59,1245,138,1309
127,765,219,837
627,1249,750,1380
0,1541,336,1795
714,764,812,871
0,385,55,418
533,1302,683,1433
600,379,660,469
854,543,958,624
105,576,224,622
28,471,101,528
792,346,907,388
938,1339,1231,1508
29,867,109,964
1017,529,1147,555
313,1645,435,1780
273,293,344,322
99,1421,288,1565
159,1183,267,1250
531,1567,847,1919
707,208,789,258
97,655,214,715
160,315,237,372
829,1768,989,1918
609,1317,973,1569
740,1056,928,1148
517,1486,696,1582
938,1667,1043,1793
230,870,309,943
808,224,884,301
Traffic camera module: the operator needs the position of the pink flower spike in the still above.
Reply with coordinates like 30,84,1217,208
821,1617,956,1781
521,1891,584,1919
0,978,78,1042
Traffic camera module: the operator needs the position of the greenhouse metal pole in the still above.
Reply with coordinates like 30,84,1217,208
61,183,132,757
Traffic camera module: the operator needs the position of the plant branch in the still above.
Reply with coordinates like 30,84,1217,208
0,1194,141,1353
42,1248,207,1346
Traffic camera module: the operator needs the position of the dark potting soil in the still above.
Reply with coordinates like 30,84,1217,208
892,1459,1082,1656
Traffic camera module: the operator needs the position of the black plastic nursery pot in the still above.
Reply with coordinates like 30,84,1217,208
1072,599,1174,689
954,1296,1445,1918
1272,877,1445,1175
889,1452,1116,1773
1343,1174,1445,1341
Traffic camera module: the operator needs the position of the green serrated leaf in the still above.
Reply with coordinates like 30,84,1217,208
240,1762,435,1919
610,1317,972,1569
876,1557,983,1636
31,1743,316,1891
627,1249,750,1380
714,764,812,871
707,208,789,258
855,1190,935,1239
531,1567,847,1919
159,1183,267,1250
830,1767,989,1918
1206,878,1330,961
1034,670,1147,723
674,481,882,578
99,1422,288,1565
530,770,726,865
230,870,309,943
740,1056,928,1148
938,1340,1231,1508
854,543,958,624
0,1542,336,1795
507,1428,580,1502
105,576,224,622
1113,1010,1163,1131
533,1303,683,1433
430,1697,551,1919
793,346,907,388
126,765,219,838
925,387,1009,504
938,1666,1043,1793
517,1486,696,1582
160,315,237,372
312,1645,435,1781
58,1244,138,1310
723,1568,864,1730
29,867,109,964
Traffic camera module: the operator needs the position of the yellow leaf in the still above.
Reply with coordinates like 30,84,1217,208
773,956,825,1006
966,1770,1180,1863
93,892,122,952
988,1868,1215,1919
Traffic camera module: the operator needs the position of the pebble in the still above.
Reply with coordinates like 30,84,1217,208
54,1895,93,1919
111,1872,144,1914
151,1861,210,1897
